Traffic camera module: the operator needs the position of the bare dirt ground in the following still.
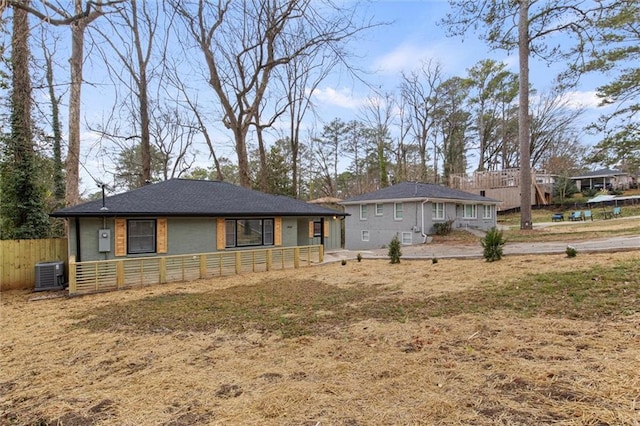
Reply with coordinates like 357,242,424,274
2,250,640,425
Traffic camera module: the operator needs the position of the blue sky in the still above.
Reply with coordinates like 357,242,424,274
67,0,607,193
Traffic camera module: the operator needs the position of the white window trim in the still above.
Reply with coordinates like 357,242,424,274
432,202,445,220
361,230,370,241
394,202,403,220
482,205,493,219
360,204,367,220
462,204,477,219
401,232,412,245
375,203,383,216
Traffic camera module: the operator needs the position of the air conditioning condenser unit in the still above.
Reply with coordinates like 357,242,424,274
34,261,65,291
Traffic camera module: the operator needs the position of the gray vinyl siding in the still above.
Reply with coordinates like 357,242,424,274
344,201,497,250
344,201,424,251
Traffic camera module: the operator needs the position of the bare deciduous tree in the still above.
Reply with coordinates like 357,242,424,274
171,0,374,188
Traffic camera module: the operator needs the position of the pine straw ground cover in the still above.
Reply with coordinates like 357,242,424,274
2,252,640,425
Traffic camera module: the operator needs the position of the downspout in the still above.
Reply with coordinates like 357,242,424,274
75,216,81,262
421,199,430,244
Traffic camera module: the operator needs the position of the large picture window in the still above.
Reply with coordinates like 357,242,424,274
225,219,274,248
128,219,156,254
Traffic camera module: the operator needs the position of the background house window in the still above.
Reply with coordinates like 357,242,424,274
432,202,445,220
401,232,412,245
375,203,383,216
483,205,493,219
394,202,403,220
127,219,156,254
225,219,274,247
361,230,369,241
463,204,477,219
360,204,368,220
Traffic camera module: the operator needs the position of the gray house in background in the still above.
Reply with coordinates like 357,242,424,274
571,169,632,191
340,182,500,251
51,179,345,262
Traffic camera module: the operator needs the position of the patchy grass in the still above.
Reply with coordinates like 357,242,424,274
498,204,640,227
76,280,376,338
503,219,640,242
77,260,640,337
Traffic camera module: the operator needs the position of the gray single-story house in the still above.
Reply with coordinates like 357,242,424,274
571,169,632,191
51,179,345,262
340,181,501,251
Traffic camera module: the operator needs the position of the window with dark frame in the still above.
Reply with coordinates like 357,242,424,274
313,220,322,237
225,218,274,248
127,219,156,254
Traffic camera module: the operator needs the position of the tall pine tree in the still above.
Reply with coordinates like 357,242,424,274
0,3,50,239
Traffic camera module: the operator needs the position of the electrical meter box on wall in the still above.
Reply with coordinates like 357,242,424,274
98,229,111,252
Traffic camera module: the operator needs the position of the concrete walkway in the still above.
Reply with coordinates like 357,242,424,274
325,217,640,262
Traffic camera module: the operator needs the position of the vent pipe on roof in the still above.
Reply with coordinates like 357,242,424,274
98,182,108,211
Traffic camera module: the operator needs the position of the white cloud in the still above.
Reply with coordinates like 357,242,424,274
560,90,602,110
313,87,365,110
371,40,511,77
372,42,444,75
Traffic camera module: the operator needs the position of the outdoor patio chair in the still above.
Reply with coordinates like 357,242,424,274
569,211,583,221
552,213,564,222
612,207,622,218
583,210,593,221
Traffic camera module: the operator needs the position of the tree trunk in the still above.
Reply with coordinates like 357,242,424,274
132,0,151,187
518,0,533,230
44,45,66,206
65,0,85,206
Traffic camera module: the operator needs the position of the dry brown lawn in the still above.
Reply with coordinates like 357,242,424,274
2,251,640,425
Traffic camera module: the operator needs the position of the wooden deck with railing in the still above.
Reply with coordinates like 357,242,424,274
68,245,324,296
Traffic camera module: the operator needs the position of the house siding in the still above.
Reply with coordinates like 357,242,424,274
344,201,497,250
71,215,339,261
344,201,423,251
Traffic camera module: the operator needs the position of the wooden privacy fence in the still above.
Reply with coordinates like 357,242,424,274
69,245,324,296
1,238,68,291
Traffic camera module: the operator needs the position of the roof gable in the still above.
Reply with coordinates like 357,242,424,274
51,179,344,217
340,182,499,204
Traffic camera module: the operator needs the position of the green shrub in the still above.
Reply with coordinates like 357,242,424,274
432,256,438,264
481,227,505,262
341,259,347,266
356,253,362,262
582,188,598,197
388,235,402,264
432,220,454,235
566,245,578,258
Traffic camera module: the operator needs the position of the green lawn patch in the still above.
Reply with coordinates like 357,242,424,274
76,260,640,338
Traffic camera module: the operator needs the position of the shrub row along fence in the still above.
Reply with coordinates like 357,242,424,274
69,245,324,296
1,238,68,291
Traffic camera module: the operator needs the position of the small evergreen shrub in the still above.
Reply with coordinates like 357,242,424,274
356,253,362,262
481,227,505,262
432,220,454,235
566,245,578,258
432,256,438,264
388,235,402,264
341,259,347,266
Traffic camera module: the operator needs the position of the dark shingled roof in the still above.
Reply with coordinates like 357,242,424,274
51,179,345,218
340,181,500,204
571,168,625,179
